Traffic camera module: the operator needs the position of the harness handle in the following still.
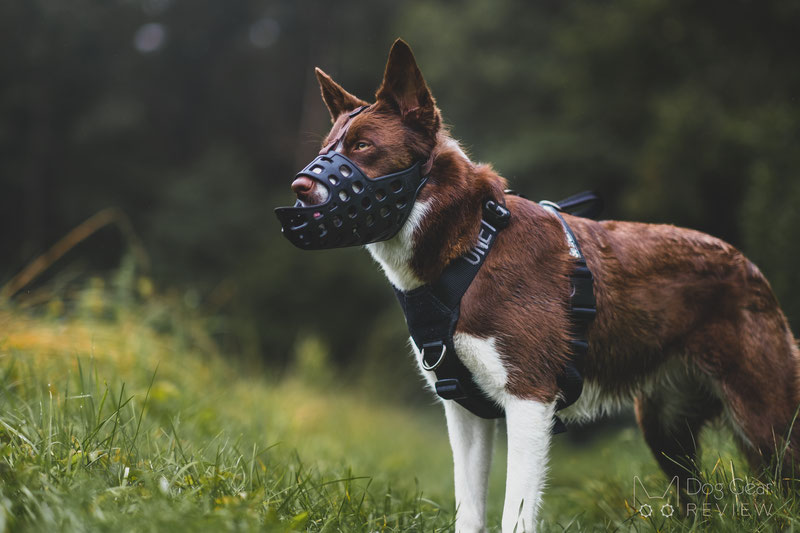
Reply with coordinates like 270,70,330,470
506,190,603,220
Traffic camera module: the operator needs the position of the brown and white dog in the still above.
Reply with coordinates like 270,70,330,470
288,39,800,532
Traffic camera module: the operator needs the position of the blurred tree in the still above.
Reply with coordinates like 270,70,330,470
1,0,798,379
396,0,800,327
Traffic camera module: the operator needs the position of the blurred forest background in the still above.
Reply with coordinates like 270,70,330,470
2,0,799,400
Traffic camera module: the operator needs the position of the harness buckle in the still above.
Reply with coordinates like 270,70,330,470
435,378,468,400
483,200,511,229
421,341,447,371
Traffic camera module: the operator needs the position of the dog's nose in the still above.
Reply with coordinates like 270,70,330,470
291,176,314,195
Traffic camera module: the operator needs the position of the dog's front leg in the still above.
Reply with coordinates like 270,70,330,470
443,401,495,533
502,398,554,533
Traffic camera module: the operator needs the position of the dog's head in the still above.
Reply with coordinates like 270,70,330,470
291,39,441,208
274,40,449,250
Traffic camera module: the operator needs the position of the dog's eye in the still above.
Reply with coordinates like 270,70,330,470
354,141,370,151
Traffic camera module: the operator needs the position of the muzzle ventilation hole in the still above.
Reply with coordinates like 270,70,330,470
290,213,307,230
281,151,425,248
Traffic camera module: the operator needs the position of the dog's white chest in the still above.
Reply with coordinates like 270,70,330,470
365,200,430,292
411,333,511,407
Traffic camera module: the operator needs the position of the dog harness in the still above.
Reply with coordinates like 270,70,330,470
394,192,600,433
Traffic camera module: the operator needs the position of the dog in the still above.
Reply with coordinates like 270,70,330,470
277,39,800,532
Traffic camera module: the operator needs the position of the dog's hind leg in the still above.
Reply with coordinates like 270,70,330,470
634,366,723,489
682,296,800,478
443,401,496,533
501,398,554,533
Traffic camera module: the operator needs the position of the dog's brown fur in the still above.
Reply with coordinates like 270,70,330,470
308,39,800,484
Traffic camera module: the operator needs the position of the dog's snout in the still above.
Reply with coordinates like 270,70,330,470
291,176,314,195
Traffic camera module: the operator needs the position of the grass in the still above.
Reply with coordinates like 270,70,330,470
1,278,798,531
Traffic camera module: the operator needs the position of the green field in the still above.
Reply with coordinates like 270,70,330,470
1,284,796,532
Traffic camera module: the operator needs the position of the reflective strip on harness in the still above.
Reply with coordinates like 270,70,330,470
540,201,597,414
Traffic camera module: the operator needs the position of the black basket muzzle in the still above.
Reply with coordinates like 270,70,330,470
274,152,428,250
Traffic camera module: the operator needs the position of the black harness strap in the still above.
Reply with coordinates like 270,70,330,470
394,199,510,419
547,190,604,220
394,192,600,433
539,201,597,414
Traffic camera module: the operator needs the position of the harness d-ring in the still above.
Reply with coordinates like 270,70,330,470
421,341,447,371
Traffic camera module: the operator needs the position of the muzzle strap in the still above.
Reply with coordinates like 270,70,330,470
320,104,436,178
319,105,370,155
275,105,436,250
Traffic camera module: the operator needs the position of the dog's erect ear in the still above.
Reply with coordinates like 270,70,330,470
315,68,368,122
376,39,440,135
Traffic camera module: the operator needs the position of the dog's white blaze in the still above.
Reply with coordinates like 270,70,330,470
366,199,429,291
503,398,554,533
